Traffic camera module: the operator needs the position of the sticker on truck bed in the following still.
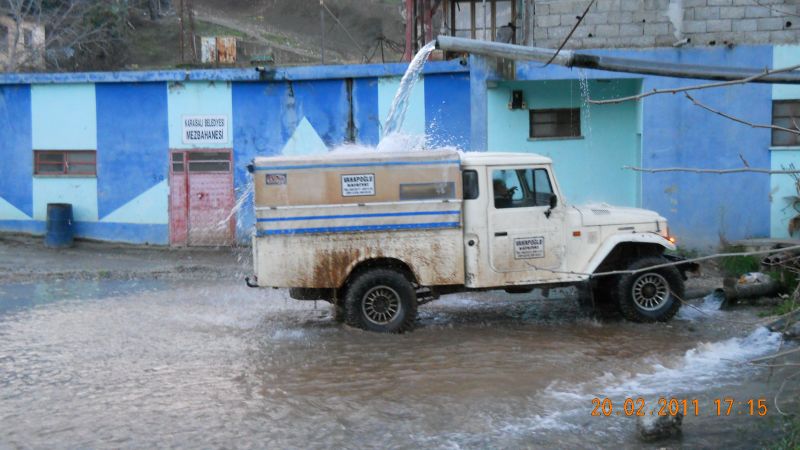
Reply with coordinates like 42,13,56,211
514,237,545,259
265,173,287,185
341,174,375,197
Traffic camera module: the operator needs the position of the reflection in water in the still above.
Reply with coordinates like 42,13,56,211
0,280,789,448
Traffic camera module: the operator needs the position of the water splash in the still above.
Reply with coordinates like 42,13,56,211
217,181,254,231
577,69,593,143
383,41,437,138
667,0,684,40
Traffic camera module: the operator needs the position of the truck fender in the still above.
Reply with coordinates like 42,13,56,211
583,233,676,275
341,254,421,289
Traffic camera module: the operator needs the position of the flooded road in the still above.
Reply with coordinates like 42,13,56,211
0,280,795,448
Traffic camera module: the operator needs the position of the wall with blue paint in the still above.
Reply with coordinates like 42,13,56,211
771,45,800,240
0,85,32,221
167,81,232,150
640,48,772,248
96,82,169,236
31,84,97,150
487,79,642,207
32,178,98,221
425,73,471,150
499,45,774,249
0,50,790,248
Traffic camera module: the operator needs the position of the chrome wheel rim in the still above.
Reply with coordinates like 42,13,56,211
631,273,670,311
362,286,402,325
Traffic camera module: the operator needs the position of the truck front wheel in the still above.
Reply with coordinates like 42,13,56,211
344,269,418,333
617,256,683,322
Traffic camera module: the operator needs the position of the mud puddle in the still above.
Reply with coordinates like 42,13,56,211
0,280,795,448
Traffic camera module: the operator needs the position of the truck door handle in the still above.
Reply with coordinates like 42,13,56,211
494,232,508,237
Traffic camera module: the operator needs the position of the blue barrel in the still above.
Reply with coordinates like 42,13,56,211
45,203,74,248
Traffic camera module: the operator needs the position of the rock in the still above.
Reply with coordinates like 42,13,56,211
636,412,683,442
766,309,800,332
784,321,800,340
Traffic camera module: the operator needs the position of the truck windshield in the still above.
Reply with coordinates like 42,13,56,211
492,168,553,209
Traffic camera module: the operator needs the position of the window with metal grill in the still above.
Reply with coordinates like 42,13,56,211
171,151,231,172
529,108,581,139
34,150,96,176
772,100,800,147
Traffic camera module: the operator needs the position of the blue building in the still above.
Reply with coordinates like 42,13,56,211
0,43,798,249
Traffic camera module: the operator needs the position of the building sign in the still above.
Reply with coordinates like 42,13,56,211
514,236,545,259
341,174,375,197
182,115,228,144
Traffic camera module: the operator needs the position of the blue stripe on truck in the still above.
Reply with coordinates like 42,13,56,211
256,210,461,222
256,222,461,235
253,159,461,170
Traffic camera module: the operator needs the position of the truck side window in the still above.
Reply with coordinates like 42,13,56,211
463,170,479,200
493,168,554,209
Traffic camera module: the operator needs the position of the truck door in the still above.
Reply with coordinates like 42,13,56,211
487,166,564,275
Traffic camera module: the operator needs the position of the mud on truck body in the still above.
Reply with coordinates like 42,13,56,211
247,149,696,333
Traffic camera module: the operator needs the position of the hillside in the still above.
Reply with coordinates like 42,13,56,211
125,0,406,70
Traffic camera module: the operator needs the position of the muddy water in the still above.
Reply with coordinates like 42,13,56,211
0,280,795,449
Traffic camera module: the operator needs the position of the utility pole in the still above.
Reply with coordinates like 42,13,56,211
179,0,184,62
320,0,325,64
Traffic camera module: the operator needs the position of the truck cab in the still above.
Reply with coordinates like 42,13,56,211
249,150,689,333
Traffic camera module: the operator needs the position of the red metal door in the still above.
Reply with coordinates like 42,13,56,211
169,149,234,246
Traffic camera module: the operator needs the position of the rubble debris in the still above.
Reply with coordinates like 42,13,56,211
720,275,780,310
636,411,683,442
765,309,800,333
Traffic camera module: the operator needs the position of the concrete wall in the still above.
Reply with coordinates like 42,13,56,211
528,0,800,50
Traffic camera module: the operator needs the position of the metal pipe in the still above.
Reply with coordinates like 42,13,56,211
435,36,800,84
436,35,574,67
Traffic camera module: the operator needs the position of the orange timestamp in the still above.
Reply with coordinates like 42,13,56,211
591,397,769,417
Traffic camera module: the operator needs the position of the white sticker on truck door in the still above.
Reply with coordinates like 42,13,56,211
341,174,375,197
514,237,545,259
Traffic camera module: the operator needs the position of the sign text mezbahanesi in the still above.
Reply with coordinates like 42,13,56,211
182,115,228,144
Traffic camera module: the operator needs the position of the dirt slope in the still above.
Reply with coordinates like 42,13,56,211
193,0,406,64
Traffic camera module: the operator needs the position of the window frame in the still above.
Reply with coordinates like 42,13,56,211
529,107,582,140
771,99,800,147
462,169,480,200
171,150,233,173
33,150,97,177
446,0,516,43
491,167,555,210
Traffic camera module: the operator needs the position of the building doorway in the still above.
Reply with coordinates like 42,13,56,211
169,149,235,246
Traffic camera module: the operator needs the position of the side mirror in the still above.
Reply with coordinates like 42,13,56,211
545,194,557,218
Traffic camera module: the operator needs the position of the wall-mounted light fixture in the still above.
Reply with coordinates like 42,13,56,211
509,90,526,110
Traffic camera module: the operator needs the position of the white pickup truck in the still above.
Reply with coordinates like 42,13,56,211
247,149,695,333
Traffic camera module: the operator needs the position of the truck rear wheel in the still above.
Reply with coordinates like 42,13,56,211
344,269,417,333
617,256,683,322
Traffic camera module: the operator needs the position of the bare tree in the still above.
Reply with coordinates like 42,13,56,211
0,0,132,72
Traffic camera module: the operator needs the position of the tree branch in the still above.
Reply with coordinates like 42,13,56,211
684,92,800,135
588,63,800,105
623,166,800,174
749,347,800,364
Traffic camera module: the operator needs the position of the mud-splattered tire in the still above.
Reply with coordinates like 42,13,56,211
344,269,417,333
617,256,683,322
